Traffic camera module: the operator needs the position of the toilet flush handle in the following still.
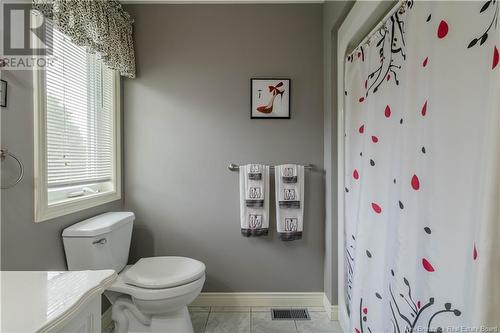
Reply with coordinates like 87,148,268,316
92,238,107,245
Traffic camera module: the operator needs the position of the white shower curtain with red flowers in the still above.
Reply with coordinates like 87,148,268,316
343,1,499,332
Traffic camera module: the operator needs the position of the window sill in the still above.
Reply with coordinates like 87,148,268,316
34,190,121,223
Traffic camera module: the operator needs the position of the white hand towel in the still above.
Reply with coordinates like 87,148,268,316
245,180,265,208
248,163,263,180
277,166,301,209
275,164,304,241
240,164,269,237
281,164,298,183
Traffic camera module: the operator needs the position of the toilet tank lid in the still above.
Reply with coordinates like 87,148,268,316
62,212,135,237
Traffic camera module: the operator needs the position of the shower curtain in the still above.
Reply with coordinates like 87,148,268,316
344,1,499,332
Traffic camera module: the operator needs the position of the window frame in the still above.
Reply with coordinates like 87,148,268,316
33,14,121,223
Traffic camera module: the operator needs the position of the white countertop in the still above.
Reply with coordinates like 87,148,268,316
1,270,117,333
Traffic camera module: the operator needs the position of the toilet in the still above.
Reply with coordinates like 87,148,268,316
62,212,205,333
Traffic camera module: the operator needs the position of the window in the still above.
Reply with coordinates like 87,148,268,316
34,16,121,222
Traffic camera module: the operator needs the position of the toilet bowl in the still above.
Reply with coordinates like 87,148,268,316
106,258,205,333
62,212,205,333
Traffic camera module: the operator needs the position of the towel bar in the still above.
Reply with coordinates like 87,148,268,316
228,163,314,171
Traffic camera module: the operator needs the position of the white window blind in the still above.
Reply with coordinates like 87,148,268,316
46,25,114,189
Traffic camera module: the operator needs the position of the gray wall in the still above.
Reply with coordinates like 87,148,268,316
123,4,325,292
323,0,353,304
0,69,123,270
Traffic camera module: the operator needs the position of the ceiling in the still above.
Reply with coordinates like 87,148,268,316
120,0,325,3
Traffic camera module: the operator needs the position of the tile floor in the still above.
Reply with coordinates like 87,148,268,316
189,306,343,333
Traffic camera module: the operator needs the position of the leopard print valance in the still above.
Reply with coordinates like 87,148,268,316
33,0,136,78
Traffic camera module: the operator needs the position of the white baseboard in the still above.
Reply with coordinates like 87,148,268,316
322,293,339,320
191,292,325,307
101,292,338,324
101,307,114,333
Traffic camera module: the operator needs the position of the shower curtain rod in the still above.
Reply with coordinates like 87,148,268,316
347,0,405,56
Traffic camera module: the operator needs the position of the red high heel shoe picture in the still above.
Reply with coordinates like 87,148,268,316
251,78,290,119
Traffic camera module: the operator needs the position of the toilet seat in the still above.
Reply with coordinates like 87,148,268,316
107,262,205,301
123,257,205,289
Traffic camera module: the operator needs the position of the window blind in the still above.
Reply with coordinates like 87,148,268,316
46,24,114,188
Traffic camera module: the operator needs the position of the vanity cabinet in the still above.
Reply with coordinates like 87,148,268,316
55,297,101,333
1,270,116,333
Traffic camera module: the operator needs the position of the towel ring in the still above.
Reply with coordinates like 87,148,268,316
1,149,24,189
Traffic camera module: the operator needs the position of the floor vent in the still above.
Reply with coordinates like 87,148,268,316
271,308,310,320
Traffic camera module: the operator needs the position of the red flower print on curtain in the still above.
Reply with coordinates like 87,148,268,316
493,46,499,69
421,101,427,116
437,20,449,39
385,105,391,118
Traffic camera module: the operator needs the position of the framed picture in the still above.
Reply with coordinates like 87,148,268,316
251,78,290,119
0,80,7,108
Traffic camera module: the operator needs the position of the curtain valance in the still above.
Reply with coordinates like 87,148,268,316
33,0,136,78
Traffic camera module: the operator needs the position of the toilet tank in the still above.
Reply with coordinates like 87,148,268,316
62,212,134,272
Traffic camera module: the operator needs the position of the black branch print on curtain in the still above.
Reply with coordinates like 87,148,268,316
358,271,462,333
467,0,499,70
365,1,414,98
347,46,365,63
345,234,356,316
467,0,498,48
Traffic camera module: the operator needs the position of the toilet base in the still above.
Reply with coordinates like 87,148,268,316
114,302,194,333
151,307,194,333
106,268,204,333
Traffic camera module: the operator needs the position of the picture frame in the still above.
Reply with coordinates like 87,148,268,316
251,78,290,119
0,80,7,108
